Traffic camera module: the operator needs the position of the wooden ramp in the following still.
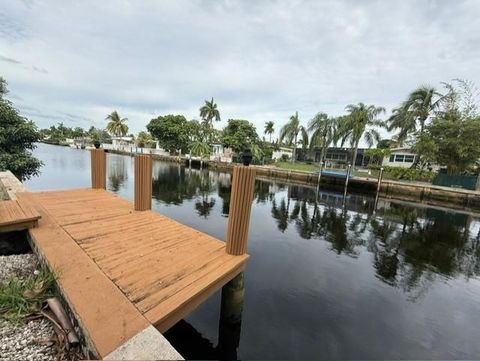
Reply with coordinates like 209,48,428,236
18,188,248,358
0,199,41,233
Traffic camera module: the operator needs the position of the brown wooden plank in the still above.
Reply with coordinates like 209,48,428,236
136,253,247,313
147,256,247,331
63,213,159,241
107,235,225,287
0,220,38,233
91,228,208,273
0,200,40,228
122,245,228,302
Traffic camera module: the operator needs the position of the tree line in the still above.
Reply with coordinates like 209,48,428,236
36,78,480,176
2,73,480,181
278,79,480,175
144,78,480,176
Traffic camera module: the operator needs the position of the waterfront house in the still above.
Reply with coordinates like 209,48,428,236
210,143,233,163
111,136,134,149
272,147,294,161
298,147,368,167
382,147,417,168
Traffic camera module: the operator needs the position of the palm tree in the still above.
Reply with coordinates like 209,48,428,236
191,140,211,157
199,97,221,128
308,113,336,167
387,86,443,167
387,86,443,143
338,103,385,169
136,131,153,147
106,111,129,137
279,111,308,163
264,121,275,143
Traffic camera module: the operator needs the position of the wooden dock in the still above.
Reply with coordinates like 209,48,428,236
0,199,41,233
4,151,257,359
17,187,249,358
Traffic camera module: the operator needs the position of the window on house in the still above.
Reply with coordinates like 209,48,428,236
404,155,415,163
394,154,405,162
389,154,395,162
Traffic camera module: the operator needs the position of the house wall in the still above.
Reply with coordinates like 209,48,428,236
209,145,233,163
382,151,417,168
306,148,367,167
272,149,293,161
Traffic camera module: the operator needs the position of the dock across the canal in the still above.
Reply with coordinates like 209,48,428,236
15,150,256,360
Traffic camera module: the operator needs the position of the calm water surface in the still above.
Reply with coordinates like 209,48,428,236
26,143,480,360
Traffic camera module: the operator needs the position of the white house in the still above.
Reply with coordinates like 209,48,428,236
382,147,417,168
111,136,134,148
210,143,233,163
272,147,293,161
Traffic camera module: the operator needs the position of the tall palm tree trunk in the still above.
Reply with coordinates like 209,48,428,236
292,133,297,163
351,139,360,170
411,119,426,169
319,144,326,168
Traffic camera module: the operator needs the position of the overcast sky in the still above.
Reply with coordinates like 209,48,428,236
1,0,479,142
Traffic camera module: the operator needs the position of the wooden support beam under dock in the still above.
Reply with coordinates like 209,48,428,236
17,188,249,359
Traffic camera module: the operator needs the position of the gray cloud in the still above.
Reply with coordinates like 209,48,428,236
0,54,22,64
0,54,48,74
32,66,48,74
0,0,479,144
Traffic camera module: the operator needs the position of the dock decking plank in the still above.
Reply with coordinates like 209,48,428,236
0,199,41,232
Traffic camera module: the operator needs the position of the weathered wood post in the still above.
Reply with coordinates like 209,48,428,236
91,149,106,189
226,152,256,255
134,154,152,211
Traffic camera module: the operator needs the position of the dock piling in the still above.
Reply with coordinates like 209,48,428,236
218,272,245,359
134,154,152,211
225,165,256,255
91,149,106,189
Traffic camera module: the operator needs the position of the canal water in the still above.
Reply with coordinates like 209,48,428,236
26,143,480,359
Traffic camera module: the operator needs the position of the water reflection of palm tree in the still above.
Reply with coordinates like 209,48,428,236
274,190,480,299
290,200,320,240
195,198,215,218
152,165,199,205
368,205,480,299
255,180,274,204
108,157,128,192
271,198,291,232
318,207,355,255
220,179,277,218
369,217,399,285
217,183,231,217
194,170,216,218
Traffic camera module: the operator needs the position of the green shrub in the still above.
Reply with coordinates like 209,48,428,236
368,165,436,182
280,154,290,162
